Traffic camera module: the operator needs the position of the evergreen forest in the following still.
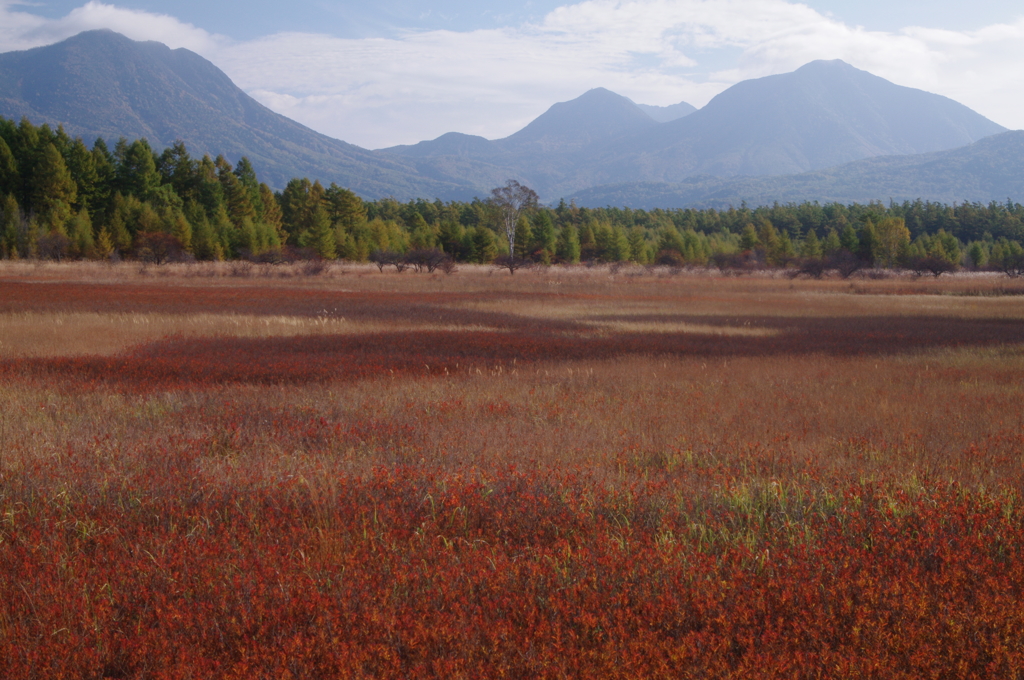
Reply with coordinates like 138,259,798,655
2,116,1024,276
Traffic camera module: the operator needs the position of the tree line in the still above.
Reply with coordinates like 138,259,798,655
2,116,1023,276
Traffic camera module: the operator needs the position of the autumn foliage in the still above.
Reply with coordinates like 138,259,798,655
2,264,1024,678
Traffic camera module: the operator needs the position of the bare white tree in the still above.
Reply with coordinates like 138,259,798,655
490,180,538,274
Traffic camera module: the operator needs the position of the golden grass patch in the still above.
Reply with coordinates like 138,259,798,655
0,311,510,358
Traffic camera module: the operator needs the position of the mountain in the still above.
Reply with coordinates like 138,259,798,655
592,60,1007,181
384,60,1006,200
0,31,1013,207
381,88,665,194
498,88,659,153
634,101,696,123
567,130,1024,209
385,88,664,157
0,29,478,199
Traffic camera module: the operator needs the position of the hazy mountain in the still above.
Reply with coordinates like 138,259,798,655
498,88,659,153
386,88,661,157
568,130,1024,209
590,60,1007,183
381,88,664,193
634,101,696,123
384,60,1006,200
1,31,1014,207
0,30,477,199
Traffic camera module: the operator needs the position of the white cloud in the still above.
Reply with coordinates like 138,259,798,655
0,1,225,54
1,1,1023,149
214,26,720,148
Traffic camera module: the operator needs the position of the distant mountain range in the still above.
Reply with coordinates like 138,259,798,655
382,59,1006,200
568,130,1024,209
0,30,1017,207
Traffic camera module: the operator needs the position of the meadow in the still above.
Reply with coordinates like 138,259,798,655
2,260,1024,678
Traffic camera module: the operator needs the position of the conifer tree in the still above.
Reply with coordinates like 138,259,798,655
12,118,41,207
471,225,497,263
966,241,987,269
158,141,197,201
936,229,962,264
512,215,533,259
873,217,910,267
627,226,649,263
254,219,282,254
308,204,336,259
23,215,40,258
822,228,842,256
1,193,19,258
280,178,316,240
556,221,581,263
66,138,98,212
579,221,597,261
116,139,160,200
196,155,225,216
800,228,822,258
218,156,256,227
773,231,796,265
408,213,438,250
210,204,235,258
438,219,466,259
234,216,257,255
33,143,76,232
90,138,115,212
325,183,366,232
106,201,132,254
739,224,760,251
756,218,780,254
163,208,193,252
233,157,264,217
365,217,408,254
185,201,218,260
839,223,860,253
0,136,17,198
858,220,879,264
532,210,557,263
658,225,686,256
95,227,114,260
52,125,73,159
66,206,94,258
259,184,284,241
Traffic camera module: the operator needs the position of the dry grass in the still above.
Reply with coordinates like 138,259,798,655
0,311,508,358
3,261,1023,361
3,262,1024,677
2,263,1022,490
0,311,778,359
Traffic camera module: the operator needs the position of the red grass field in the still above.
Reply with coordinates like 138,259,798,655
2,262,1024,678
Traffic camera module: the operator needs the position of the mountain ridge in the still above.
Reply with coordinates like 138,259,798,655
603,59,1006,179
0,30,1016,207
381,58,1007,200
0,29,479,199
567,130,1024,209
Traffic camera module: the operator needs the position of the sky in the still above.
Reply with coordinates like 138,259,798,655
1,1,1023,149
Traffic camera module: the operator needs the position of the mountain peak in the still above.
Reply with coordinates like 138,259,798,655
642,58,1009,177
499,87,657,151
796,58,855,71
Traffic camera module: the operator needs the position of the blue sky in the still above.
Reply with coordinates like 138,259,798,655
2,1,1023,148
